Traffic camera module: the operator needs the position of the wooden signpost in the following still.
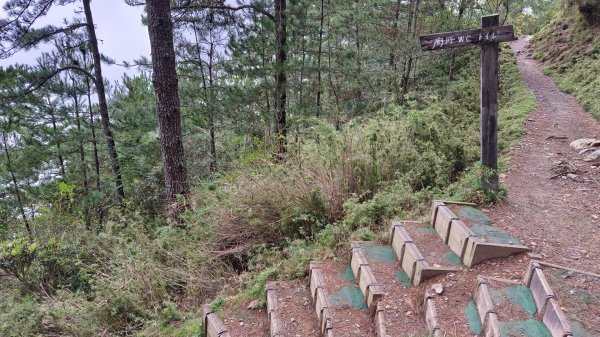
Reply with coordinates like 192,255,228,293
419,14,516,193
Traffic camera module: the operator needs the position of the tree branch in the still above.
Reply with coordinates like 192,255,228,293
0,65,97,109
172,2,274,20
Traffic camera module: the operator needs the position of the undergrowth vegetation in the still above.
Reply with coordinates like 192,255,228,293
531,1,600,119
0,48,535,336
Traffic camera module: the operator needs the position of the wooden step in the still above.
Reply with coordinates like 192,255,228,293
389,221,462,285
529,262,600,336
475,275,556,337
430,200,530,267
309,261,377,337
266,281,321,337
524,262,581,337
204,306,233,337
350,242,384,310
350,241,433,337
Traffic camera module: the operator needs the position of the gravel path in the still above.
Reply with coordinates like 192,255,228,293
489,37,600,274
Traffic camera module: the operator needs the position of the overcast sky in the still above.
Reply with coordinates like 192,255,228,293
0,0,151,83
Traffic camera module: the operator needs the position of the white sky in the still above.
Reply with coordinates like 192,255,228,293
0,0,151,82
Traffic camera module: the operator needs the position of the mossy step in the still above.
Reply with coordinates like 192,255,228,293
389,221,462,286
430,200,529,267
266,280,320,337
475,276,554,337
309,261,377,337
350,241,433,337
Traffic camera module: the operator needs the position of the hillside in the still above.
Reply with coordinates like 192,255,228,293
531,0,600,119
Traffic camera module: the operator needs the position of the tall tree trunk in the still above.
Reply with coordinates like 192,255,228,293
326,19,341,130
85,75,101,190
354,0,361,72
315,0,324,116
261,30,271,122
2,129,32,239
400,0,420,103
448,0,467,81
299,24,306,108
82,0,125,201
274,0,287,157
72,83,88,194
72,84,90,229
146,0,190,213
390,0,401,99
207,33,217,173
48,102,66,179
193,25,218,174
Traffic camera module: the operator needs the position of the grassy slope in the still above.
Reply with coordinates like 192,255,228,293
531,6,600,119
205,47,536,323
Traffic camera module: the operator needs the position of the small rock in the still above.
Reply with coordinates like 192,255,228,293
528,253,543,260
551,160,577,175
405,311,413,316
247,300,260,310
239,322,245,326
291,317,295,322
432,283,444,295
583,149,600,162
570,138,600,151
567,173,578,180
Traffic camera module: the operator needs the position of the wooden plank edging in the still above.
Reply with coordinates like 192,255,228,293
390,222,460,285
474,276,499,337
309,261,335,337
431,201,529,267
350,243,384,309
374,302,389,337
203,305,232,337
424,290,442,336
266,282,283,337
524,262,573,337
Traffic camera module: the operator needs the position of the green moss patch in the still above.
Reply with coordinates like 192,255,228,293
465,301,483,334
340,266,356,282
499,319,552,337
364,244,396,263
470,224,522,245
505,285,537,316
443,252,463,266
456,206,494,225
330,286,368,310
394,270,412,287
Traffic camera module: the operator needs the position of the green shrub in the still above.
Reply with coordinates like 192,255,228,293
569,0,600,22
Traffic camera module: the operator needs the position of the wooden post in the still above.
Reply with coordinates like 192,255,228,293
480,14,500,193
419,15,515,196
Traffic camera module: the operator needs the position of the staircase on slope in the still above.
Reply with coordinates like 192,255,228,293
203,200,579,337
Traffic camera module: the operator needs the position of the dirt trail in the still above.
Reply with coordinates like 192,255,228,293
489,37,600,274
